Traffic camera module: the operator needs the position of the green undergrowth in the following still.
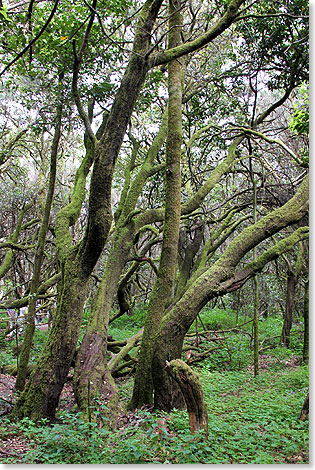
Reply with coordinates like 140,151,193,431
0,307,308,464
1,364,308,464
108,304,147,342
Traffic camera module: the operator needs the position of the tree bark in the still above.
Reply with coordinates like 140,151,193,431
15,97,62,391
73,226,134,421
175,224,204,301
299,392,309,421
281,270,296,348
281,242,304,347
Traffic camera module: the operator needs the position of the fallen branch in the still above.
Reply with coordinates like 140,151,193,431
186,346,223,363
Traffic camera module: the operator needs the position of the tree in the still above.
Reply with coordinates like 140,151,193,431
280,241,306,348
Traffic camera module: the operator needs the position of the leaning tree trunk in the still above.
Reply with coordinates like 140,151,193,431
152,176,308,410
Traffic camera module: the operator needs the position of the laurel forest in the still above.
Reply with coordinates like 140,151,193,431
0,0,309,463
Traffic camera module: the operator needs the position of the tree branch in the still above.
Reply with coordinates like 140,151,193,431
149,0,246,67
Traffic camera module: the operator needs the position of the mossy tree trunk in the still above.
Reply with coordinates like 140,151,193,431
129,0,183,410
73,225,135,421
152,176,308,410
15,97,63,392
250,154,259,377
73,99,168,420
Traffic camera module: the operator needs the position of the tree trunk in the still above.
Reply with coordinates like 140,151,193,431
281,270,296,348
281,241,304,348
175,224,204,301
15,98,62,391
299,392,309,421
129,0,183,410
152,322,188,411
253,275,259,376
302,279,309,363
250,160,259,377
12,257,88,420
73,226,134,421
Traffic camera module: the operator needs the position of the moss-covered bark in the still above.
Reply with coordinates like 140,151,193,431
73,225,134,420
129,0,183,410
165,359,208,435
0,273,61,311
12,257,87,420
0,202,33,279
149,0,246,67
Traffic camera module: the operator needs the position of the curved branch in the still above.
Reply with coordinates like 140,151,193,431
222,226,309,293
149,0,245,67
236,127,308,167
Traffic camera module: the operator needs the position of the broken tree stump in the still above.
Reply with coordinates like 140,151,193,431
299,392,309,421
165,359,208,436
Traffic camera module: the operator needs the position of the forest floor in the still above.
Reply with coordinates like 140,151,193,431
0,354,309,464
0,373,75,459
